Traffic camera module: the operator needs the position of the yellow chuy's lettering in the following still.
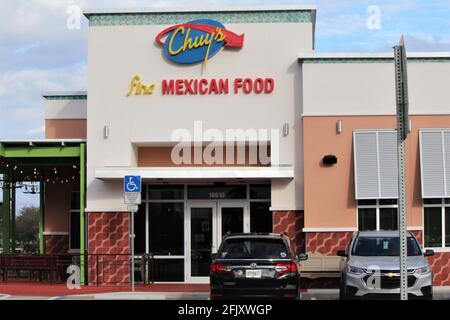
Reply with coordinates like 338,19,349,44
203,28,225,68
167,25,227,68
168,26,185,55
127,75,141,97
126,75,155,97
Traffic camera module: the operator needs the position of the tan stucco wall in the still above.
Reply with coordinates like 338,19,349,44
137,146,270,166
44,180,79,233
303,115,450,229
45,119,87,139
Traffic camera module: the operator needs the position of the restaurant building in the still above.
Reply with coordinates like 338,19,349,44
1,5,450,286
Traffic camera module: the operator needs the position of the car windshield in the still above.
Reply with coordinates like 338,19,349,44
218,239,290,259
351,236,422,256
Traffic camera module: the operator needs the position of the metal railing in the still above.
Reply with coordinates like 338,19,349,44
0,253,158,285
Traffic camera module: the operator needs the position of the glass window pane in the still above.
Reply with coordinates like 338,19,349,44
445,199,450,205
250,202,272,233
151,259,184,282
358,208,376,231
357,200,376,206
379,199,397,205
149,203,184,255
134,204,146,254
221,207,244,236
141,185,147,200
424,199,442,205
424,207,442,247
191,207,213,277
187,185,246,200
446,208,450,247
379,208,398,230
70,192,80,210
70,212,80,250
250,184,271,199
148,185,184,200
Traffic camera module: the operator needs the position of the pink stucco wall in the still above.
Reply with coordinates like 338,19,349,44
303,114,450,230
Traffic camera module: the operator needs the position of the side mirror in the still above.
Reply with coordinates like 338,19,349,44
424,249,434,257
211,253,217,260
336,250,348,257
298,253,308,261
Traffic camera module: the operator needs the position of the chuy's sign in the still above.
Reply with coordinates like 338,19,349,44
155,19,244,66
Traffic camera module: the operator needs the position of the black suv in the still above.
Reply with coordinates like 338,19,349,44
210,233,308,300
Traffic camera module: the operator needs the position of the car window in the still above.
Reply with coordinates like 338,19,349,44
219,239,290,259
351,237,422,256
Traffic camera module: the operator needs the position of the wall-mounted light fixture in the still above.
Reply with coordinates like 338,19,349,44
103,125,109,139
323,155,338,165
408,119,412,133
282,123,289,137
336,120,343,134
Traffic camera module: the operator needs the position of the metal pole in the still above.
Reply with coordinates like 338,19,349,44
39,181,45,254
394,37,409,300
11,185,15,253
131,210,135,292
79,143,86,285
2,180,11,253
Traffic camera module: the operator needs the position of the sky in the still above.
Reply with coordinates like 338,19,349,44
0,0,449,210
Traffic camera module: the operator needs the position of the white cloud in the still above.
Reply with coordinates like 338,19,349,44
27,125,45,135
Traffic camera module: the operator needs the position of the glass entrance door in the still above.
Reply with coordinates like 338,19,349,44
186,201,248,283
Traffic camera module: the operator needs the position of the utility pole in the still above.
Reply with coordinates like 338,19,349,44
394,35,409,300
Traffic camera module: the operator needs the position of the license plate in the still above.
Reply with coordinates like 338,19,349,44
246,269,262,278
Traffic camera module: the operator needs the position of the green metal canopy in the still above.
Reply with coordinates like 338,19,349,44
0,139,86,283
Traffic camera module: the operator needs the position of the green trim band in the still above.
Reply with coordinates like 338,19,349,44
79,143,86,285
44,95,87,100
2,182,11,253
88,10,312,26
1,146,81,158
39,181,45,254
301,57,450,64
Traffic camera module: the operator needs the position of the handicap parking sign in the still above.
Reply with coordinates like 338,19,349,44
124,175,141,193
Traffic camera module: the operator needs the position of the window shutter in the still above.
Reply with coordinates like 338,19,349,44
353,130,398,199
445,132,450,196
378,131,399,198
420,130,448,198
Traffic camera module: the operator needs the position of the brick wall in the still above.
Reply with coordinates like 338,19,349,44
87,212,130,285
273,211,305,254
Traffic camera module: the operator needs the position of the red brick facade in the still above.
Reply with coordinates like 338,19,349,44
44,234,69,254
273,211,305,254
306,231,354,255
87,212,130,285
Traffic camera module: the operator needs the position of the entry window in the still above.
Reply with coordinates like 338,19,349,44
250,202,272,233
148,185,184,200
357,199,398,231
250,184,271,200
424,199,450,248
134,204,146,254
187,185,246,200
249,184,272,232
70,192,80,250
149,203,184,255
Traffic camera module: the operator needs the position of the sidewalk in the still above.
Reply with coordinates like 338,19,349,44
0,283,210,297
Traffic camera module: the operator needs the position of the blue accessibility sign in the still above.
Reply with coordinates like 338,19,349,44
124,175,141,193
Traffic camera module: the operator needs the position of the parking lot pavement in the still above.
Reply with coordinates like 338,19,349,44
54,291,210,300
301,289,339,300
1,287,449,300
302,287,450,300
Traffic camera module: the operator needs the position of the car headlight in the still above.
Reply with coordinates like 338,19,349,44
347,265,365,274
414,266,430,274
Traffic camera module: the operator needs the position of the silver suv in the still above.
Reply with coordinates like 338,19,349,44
338,231,434,299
